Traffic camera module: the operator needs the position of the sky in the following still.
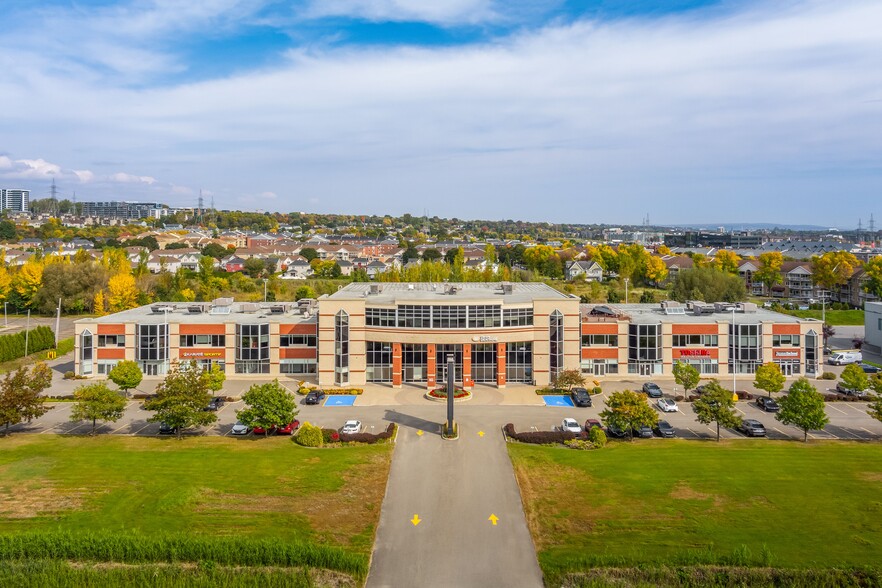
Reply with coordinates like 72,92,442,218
1,0,880,228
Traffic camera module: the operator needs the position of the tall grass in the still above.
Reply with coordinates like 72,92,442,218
0,531,367,579
0,560,324,588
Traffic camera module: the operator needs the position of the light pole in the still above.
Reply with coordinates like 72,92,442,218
731,307,737,395
24,309,30,356
164,307,170,374
821,263,839,328
263,278,268,302
3,302,6,328
624,277,629,304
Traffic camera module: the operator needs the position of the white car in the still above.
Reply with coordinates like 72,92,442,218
560,418,581,434
341,420,362,434
657,398,678,413
231,421,250,435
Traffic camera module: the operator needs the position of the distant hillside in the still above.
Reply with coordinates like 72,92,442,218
665,223,835,232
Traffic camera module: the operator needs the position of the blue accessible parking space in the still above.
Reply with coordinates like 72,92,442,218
543,395,574,407
324,395,357,407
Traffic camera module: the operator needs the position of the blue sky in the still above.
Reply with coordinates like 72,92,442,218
1,0,880,228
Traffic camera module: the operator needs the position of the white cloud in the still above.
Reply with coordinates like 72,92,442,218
110,172,157,185
260,191,278,199
302,0,496,26
73,170,95,183
0,156,12,170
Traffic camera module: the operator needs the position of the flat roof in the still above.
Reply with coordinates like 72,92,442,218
327,282,573,305
580,303,815,325
76,302,317,326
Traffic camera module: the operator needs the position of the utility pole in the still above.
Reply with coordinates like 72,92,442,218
445,354,456,438
24,309,31,356
55,297,62,348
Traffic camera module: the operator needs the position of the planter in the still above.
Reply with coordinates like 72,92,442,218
425,388,472,402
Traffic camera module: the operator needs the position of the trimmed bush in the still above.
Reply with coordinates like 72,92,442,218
503,423,575,445
591,386,602,395
295,422,323,447
588,426,607,447
824,393,865,402
736,391,755,400
321,428,340,443
340,423,396,444
0,326,56,362
564,439,595,450
820,372,837,380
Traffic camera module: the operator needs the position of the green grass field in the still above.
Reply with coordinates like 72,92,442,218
0,435,392,584
509,441,882,583
780,309,865,325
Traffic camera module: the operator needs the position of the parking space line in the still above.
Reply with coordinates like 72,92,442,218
111,421,131,434
847,405,868,414
861,428,877,438
826,404,847,415
685,427,701,438
773,427,791,439
131,422,152,436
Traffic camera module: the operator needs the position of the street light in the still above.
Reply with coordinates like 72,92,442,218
821,263,839,328
731,307,737,395
624,277,629,304
263,278,268,302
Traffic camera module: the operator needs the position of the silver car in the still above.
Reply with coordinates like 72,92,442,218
231,421,250,435
657,398,678,413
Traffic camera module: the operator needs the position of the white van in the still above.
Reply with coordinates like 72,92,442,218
828,351,862,366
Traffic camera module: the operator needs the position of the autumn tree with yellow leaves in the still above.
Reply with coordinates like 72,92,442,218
107,274,139,312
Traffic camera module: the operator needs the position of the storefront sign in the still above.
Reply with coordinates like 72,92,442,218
181,351,224,358
773,350,800,358
678,349,710,357
472,336,498,343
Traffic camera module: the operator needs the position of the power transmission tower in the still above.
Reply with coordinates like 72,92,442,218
50,178,58,216
198,190,204,225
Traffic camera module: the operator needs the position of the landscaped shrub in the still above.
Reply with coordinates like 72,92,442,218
736,391,755,400
321,428,340,443
674,395,685,402
0,326,56,362
295,422,323,447
535,388,568,395
820,372,837,380
588,426,607,447
591,386,602,395
824,393,865,402
564,439,595,450
340,423,396,444
503,423,575,444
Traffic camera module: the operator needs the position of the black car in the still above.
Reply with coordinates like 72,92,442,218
836,383,868,398
570,387,592,407
205,397,225,411
632,425,654,439
158,422,177,435
860,363,881,374
304,390,326,405
740,419,766,437
655,420,675,438
607,424,627,438
642,382,663,398
755,396,780,413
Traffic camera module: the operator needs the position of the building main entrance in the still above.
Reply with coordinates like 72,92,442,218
435,344,463,384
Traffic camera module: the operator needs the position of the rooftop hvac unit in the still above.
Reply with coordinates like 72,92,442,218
741,302,758,313
369,284,381,295
241,303,261,313
502,283,514,295
151,304,174,314
212,297,234,307
448,285,458,295
187,305,205,314
714,302,737,313
269,305,285,314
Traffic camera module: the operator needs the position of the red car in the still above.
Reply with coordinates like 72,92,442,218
276,420,301,435
252,425,274,436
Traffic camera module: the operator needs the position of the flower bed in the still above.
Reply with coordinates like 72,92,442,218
425,387,472,402
534,388,569,396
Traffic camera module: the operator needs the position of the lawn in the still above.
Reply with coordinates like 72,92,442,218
781,309,865,326
509,441,882,582
0,435,392,583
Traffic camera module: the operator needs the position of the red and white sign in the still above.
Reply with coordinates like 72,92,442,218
773,350,800,359
678,349,711,357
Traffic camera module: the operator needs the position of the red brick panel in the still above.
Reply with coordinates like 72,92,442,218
178,324,226,335
280,323,318,335
772,324,801,335
672,324,719,335
582,348,618,360
96,348,126,360
496,343,506,387
392,343,402,386
279,348,317,360
97,324,126,335
462,344,473,387
581,323,619,335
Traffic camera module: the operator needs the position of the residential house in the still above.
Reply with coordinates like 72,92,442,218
565,260,603,282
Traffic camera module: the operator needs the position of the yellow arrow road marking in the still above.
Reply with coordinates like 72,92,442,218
411,515,422,526
478,431,485,437
488,514,499,526
416,430,424,436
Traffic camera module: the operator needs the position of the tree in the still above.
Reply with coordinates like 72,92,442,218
840,363,869,394
0,266,12,304
107,273,140,312
299,248,318,262
868,374,882,424
753,362,786,398
13,260,44,308
236,380,299,436
672,361,700,396
776,378,829,442
484,243,497,264
599,390,658,440
201,243,230,259
644,255,668,284
714,250,741,274
0,219,17,240
755,252,784,293
108,360,143,395
402,245,420,264
0,363,52,433
811,251,860,292
93,290,107,316
523,245,555,273
422,248,442,262
70,382,127,435
244,257,266,278
692,380,741,441
294,285,316,301
552,369,585,391
670,267,746,302
143,362,218,439
201,363,226,394
863,256,882,299
197,255,215,282
312,259,342,279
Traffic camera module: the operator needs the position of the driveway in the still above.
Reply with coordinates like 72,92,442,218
367,406,543,588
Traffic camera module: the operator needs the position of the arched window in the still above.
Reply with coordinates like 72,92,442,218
80,329,93,375
335,311,350,386
805,329,818,375
549,310,563,382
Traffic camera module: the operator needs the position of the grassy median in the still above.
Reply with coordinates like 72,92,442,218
0,435,393,586
509,440,882,586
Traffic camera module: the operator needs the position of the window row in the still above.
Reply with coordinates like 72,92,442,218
365,305,534,328
581,334,618,347
672,334,718,347
280,334,317,347
98,335,125,347
180,334,226,347
772,334,801,347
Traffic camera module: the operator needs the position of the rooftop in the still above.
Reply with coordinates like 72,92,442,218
76,300,318,326
580,303,814,325
326,282,574,305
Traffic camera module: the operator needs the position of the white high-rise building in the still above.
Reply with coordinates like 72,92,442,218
0,189,30,212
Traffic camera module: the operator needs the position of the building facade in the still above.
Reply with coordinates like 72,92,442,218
0,189,29,212
73,283,824,388
80,201,166,220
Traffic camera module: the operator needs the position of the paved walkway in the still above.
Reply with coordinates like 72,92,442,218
366,406,543,588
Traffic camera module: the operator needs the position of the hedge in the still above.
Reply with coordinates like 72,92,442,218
504,423,576,444
339,423,396,444
0,326,56,363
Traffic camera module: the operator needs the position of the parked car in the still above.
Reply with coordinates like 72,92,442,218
755,397,780,412
276,420,301,435
835,383,868,398
570,387,592,407
642,382,663,398
655,420,675,438
342,420,362,434
632,425,654,439
584,419,602,431
304,390,326,405
740,419,766,437
205,397,224,411
828,351,862,366
657,398,678,413
252,425,275,435
606,424,627,438
158,422,177,435
860,363,881,374
231,422,250,435
560,418,581,434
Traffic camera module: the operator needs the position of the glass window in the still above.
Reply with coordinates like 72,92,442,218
672,334,718,347
137,324,168,362
729,323,762,374
397,305,431,328
366,308,396,327
98,335,125,347
503,308,533,327
280,334,317,347
403,344,427,382
772,334,800,347
805,330,817,375
180,334,226,347
335,311,349,385
432,306,467,329
280,360,317,374
471,343,497,382
581,334,618,347
236,324,269,373
549,310,564,381
80,330,93,375
366,341,392,382
506,342,532,383
467,306,501,328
